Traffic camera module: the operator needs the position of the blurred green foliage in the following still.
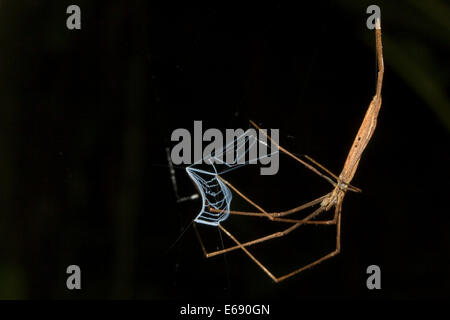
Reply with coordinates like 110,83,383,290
337,0,450,130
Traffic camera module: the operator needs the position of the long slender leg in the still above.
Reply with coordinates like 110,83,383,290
271,194,342,224
217,204,341,283
197,205,327,258
303,155,361,193
210,207,336,224
209,193,329,219
193,222,209,257
250,120,337,188
205,227,285,258
249,122,361,194
218,224,278,282
218,175,331,218
274,202,342,282
303,154,339,181
216,175,274,221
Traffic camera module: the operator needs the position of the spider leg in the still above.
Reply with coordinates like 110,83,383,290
270,193,342,223
217,175,330,218
274,202,342,282
217,224,278,282
250,121,361,193
216,202,340,283
209,193,329,220
303,155,361,193
250,120,337,188
195,205,327,258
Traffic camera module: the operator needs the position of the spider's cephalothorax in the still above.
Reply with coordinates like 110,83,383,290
320,182,348,211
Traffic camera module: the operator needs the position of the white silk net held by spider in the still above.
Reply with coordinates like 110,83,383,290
186,129,279,226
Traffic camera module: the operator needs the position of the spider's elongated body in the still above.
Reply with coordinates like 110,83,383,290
190,20,384,282
322,21,384,213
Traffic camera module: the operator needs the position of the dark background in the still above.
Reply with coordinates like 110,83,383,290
0,1,449,299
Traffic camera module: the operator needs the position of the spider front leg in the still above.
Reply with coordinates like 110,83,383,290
218,175,333,220
195,204,328,258
249,120,361,193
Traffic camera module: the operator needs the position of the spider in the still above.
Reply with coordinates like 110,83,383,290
184,18,384,283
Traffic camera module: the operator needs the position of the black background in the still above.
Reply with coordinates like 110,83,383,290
0,1,449,300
